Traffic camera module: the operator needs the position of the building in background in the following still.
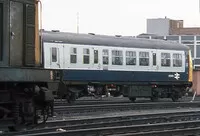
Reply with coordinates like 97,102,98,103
147,17,200,35
140,17,200,69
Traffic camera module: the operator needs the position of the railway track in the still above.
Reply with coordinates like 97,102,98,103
4,110,200,136
54,101,200,115
54,96,200,106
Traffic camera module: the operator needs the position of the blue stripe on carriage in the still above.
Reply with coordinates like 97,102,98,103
63,70,188,82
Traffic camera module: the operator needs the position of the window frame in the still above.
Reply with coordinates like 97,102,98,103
173,53,182,67
83,48,90,64
139,51,149,66
51,47,57,62
70,47,77,64
161,52,171,67
112,50,123,65
126,51,136,66
102,49,109,65
94,50,98,64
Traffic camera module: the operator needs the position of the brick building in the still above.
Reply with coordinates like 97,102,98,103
147,17,200,35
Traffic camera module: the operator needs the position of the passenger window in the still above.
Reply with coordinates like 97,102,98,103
173,53,182,67
70,47,77,63
0,4,2,61
94,50,98,64
83,48,90,64
153,53,156,66
126,51,136,65
139,52,149,66
103,49,109,65
112,50,123,65
161,53,171,67
51,47,57,62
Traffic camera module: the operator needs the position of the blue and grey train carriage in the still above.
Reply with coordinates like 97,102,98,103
42,30,193,102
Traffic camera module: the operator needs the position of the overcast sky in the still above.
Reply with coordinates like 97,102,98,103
42,0,200,36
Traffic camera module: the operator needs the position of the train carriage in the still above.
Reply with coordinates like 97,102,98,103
42,30,193,102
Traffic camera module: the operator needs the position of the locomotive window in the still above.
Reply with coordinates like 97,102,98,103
83,48,90,64
51,47,57,62
161,53,170,67
153,53,156,66
103,49,109,65
139,52,149,66
112,50,123,65
126,51,136,65
94,50,98,64
0,3,2,61
70,47,77,63
173,53,182,67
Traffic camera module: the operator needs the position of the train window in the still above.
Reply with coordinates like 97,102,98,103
51,47,57,62
139,52,149,66
103,49,109,65
0,4,2,61
112,50,123,65
83,48,90,64
126,51,136,65
173,53,182,67
94,50,98,64
153,53,156,66
70,47,77,63
161,53,170,67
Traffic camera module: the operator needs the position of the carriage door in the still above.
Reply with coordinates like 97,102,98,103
50,45,64,69
93,48,101,70
152,51,158,71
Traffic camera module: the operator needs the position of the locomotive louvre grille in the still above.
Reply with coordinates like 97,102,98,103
24,4,35,66
0,3,2,61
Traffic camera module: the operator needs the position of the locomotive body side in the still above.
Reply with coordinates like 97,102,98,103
42,31,192,102
0,0,54,130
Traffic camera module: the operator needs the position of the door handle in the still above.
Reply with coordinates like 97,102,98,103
57,63,61,68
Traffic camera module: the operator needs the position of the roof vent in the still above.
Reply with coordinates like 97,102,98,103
115,35,122,37
88,33,95,35
52,30,60,32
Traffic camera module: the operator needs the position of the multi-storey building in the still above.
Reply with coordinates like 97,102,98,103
142,18,200,69
137,34,200,69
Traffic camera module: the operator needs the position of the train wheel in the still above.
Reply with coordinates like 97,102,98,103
129,97,136,102
171,95,179,102
150,96,158,102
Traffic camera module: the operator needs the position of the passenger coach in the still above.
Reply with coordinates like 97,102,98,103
42,30,193,102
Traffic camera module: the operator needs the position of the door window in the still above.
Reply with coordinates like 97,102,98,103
51,47,57,62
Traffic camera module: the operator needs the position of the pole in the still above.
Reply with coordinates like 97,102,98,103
77,12,79,33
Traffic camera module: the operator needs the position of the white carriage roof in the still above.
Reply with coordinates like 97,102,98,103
42,31,189,51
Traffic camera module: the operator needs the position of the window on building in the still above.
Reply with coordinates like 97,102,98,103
153,53,156,66
94,50,98,64
186,45,194,58
83,48,90,64
161,53,170,67
173,53,182,67
139,52,149,66
196,45,200,58
126,51,136,65
102,49,109,65
70,47,77,63
51,47,57,62
0,4,3,61
112,50,123,65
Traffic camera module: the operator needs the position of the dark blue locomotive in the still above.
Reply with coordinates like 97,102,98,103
0,0,54,130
